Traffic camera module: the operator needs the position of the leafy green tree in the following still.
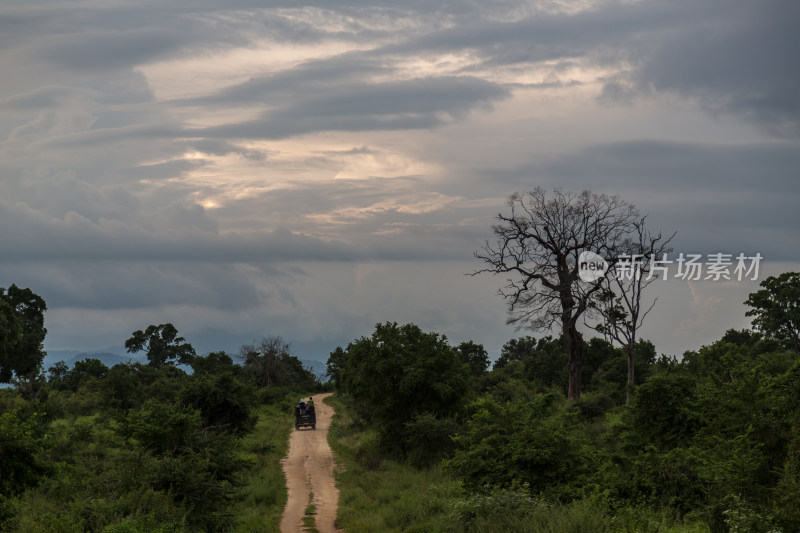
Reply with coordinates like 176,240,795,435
326,346,348,388
690,354,791,521
774,358,800,530
494,336,537,370
611,336,795,524
580,337,617,391
341,322,469,448
745,271,800,351
0,285,47,385
456,341,490,377
520,336,567,390
475,337,567,397
101,362,144,411
180,371,255,434
190,351,238,376
46,361,69,390
720,328,781,354
125,323,196,368
591,340,655,403
121,399,202,456
64,358,109,391
0,301,22,383
101,362,188,411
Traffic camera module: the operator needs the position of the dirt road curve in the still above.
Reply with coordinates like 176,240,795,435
280,392,341,533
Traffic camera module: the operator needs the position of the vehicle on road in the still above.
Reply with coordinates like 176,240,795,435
295,404,316,430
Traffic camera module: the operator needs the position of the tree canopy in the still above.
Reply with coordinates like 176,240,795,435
338,322,470,448
0,285,47,384
125,323,196,368
745,271,800,351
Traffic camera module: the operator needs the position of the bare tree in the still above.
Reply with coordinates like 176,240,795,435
474,188,638,399
238,335,293,388
590,217,675,405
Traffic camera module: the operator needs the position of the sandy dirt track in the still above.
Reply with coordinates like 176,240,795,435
280,392,341,533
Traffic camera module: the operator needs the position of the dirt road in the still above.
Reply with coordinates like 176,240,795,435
280,393,341,533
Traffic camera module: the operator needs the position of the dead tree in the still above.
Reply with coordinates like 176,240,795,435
474,188,639,400
591,217,675,405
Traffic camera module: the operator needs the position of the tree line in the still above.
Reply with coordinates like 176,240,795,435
328,270,799,531
0,297,327,531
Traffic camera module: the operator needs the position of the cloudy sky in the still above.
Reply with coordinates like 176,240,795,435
1,0,798,363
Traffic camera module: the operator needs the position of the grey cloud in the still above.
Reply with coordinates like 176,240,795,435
292,76,507,117
0,199,359,263
5,5,221,74
206,176,487,261
181,139,265,160
183,52,388,106
3,262,269,311
42,28,187,73
0,86,97,111
536,139,800,261
12,2,408,77
384,2,678,66
607,0,800,137
541,140,800,192
369,0,799,136
199,76,509,139
40,123,182,149
7,172,142,225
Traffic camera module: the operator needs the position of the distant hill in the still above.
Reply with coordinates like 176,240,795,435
66,352,144,368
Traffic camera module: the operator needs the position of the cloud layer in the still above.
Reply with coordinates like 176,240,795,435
1,0,797,358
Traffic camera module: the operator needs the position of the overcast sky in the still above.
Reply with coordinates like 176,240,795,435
1,0,798,363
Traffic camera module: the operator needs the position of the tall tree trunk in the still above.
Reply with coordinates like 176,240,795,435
565,325,584,400
626,342,635,406
19,368,41,401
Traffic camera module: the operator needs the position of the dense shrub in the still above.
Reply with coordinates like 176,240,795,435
404,412,461,468
445,393,594,499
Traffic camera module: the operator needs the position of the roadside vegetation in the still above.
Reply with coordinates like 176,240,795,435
0,292,328,532
2,265,798,531
327,272,800,533
232,401,293,533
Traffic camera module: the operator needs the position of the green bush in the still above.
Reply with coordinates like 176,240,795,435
628,373,701,450
179,371,256,434
0,409,49,500
572,391,615,420
445,394,594,499
404,412,461,468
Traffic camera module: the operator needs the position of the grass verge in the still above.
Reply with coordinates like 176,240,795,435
325,393,712,533
325,394,459,532
232,402,293,533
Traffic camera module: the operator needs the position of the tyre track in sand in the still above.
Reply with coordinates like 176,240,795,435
280,392,341,533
